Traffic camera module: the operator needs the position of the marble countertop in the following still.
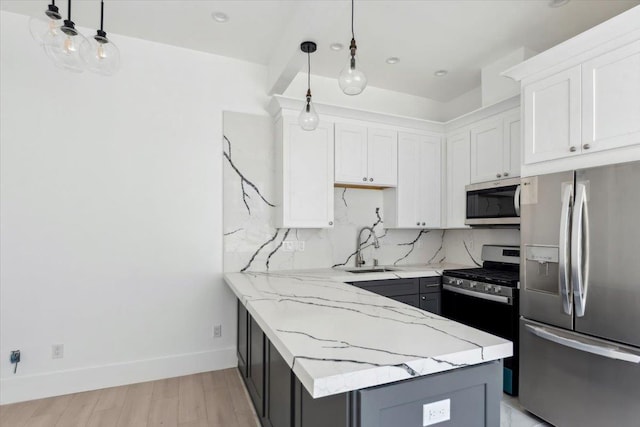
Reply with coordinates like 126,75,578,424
224,264,512,398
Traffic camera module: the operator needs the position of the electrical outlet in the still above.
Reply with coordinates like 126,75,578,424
213,324,222,338
282,241,305,252
52,344,64,359
422,399,450,426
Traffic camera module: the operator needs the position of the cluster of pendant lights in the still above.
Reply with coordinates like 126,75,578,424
29,0,120,75
299,0,367,131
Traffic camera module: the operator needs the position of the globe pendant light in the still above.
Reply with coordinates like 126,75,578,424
338,0,367,95
298,41,320,131
43,0,88,73
80,0,120,76
29,0,62,45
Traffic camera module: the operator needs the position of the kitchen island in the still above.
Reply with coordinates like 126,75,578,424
224,265,512,427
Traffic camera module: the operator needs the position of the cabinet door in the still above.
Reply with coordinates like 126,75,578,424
446,131,471,228
280,118,334,228
367,128,398,186
470,117,505,183
523,66,581,163
420,294,441,315
418,135,442,228
247,317,265,416
334,123,368,185
395,133,421,227
582,40,640,153
237,300,248,378
267,342,293,427
503,109,521,178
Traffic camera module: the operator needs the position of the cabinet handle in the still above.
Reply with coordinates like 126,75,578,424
422,222,426,226
362,177,367,182
570,146,577,152
369,178,373,182
504,172,509,177
583,144,591,150
416,222,420,226
421,296,426,300
328,221,333,226
496,173,502,178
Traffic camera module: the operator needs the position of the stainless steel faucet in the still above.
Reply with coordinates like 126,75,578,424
355,226,380,267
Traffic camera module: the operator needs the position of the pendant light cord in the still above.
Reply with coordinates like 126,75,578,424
100,0,104,31
67,0,71,21
351,0,355,39
307,51,311,92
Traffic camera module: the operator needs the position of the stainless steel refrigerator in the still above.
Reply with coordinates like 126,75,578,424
519,160,640,427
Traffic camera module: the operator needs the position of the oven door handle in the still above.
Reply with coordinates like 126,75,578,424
443,284,511,305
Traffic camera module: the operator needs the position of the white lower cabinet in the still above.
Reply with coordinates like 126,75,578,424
446,130,471,228
384,132,442,228
275,114,334,228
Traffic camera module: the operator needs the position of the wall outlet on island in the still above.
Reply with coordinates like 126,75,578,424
213,324,222,338
423,398,450,426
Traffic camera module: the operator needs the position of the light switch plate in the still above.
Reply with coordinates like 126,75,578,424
423,398,450,426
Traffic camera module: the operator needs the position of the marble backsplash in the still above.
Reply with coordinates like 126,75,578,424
223,111,519,272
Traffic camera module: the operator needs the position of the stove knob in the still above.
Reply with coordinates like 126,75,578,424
494,287,502,293
485,285,493,292
456,279,463,286
469,281,476,289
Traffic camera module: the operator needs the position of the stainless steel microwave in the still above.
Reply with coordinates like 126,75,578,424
465,177,521,226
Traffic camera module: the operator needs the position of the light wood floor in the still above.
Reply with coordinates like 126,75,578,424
0,369,260,427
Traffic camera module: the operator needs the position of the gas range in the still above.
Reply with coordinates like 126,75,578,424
443,245,520,304
441,244,521,395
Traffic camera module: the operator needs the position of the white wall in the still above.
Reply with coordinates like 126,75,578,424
441,86,483,122
0,11,269,404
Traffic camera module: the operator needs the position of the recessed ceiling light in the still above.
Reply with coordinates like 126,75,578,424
211,11,229,23
548,0,570,7
385,57,400,64
434,70,448,77
330,43,344,51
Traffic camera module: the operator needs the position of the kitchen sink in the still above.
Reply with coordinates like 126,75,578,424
346,267,397,274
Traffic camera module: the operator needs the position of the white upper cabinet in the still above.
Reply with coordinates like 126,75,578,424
334,123,368,184
503,109,521,178
446,130,471,228
470,117,504,183
384,132,441,228
334,123,398,187
523,66,582,164
469,108,521,184
582,40,640,153
275,114,334,228
367,128,398,186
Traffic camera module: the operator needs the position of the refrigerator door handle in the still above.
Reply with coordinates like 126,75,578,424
559,184,573,315
572,183,590,317
514,184,521,217
525,324,640,364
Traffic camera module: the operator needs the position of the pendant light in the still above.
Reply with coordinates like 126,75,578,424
29,0,62,45
80,0,120,76
298,41,320,131
43,0,88,73
338,0,367,95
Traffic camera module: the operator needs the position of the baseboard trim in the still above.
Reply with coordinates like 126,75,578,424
0,347,237,405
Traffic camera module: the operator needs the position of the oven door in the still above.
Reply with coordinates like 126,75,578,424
441,285,519,394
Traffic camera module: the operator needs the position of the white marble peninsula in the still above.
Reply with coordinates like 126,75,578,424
225,265,513,427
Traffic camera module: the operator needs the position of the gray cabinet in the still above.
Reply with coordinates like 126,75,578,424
294,378,351,427
237,300,248,378
267,341,293,427
349,276,442,314
247,316,265,417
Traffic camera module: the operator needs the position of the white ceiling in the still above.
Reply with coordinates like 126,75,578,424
2,1,638,101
